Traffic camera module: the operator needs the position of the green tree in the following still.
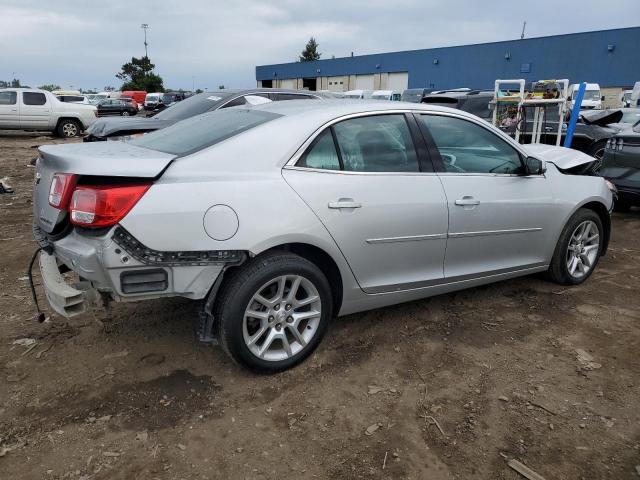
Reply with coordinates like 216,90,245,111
116,56,164,92
300,37,321,62
10,78,22,87
195,88,204,94
38,84,61,91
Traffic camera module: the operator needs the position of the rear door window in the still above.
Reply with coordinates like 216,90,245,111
0,91,17,105
23,92,47,106
333,115,419,172
297,130,341,170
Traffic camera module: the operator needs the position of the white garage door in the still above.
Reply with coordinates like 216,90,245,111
279,79,296,89
388,72,408,91
327,76,345,92
355,74,374,90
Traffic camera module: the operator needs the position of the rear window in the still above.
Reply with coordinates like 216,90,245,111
154,92,233,121
131,109,281,155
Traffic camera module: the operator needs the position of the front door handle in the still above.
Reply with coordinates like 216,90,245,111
328,198,362,209
455,196,480,206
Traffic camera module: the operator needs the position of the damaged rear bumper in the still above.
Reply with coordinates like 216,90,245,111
39,251,100,318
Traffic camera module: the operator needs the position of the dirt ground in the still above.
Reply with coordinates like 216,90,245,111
1,132,639,480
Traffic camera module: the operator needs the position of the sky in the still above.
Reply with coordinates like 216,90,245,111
1,0,638,92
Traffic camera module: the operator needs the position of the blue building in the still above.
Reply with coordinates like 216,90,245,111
255,27,639,101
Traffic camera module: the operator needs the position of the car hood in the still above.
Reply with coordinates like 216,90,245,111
523,144,597,170
85,116,175,137
580,109,623,126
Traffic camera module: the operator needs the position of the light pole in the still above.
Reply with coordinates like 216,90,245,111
141,24,149,57
192,76,195,92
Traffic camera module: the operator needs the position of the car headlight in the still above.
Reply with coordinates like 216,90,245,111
604,179,617,194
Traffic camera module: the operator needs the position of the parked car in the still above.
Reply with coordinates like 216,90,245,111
343,90,373,99
85,94,109,104
121,90,147,107
620,90,633,107
56,94,91,104
401,88,436,103
421,90,494,120
119,95,141,111
96,98,138,117
144,92,164,111
370,90,402,101
85,89,328,141
0,88,97,137
567,83,603,110
600,122,640,211
33,101,614,372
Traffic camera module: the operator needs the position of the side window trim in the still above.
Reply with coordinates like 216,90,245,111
329,127,344,170
417,112,525,175
405,112,434,173
413,113,445,172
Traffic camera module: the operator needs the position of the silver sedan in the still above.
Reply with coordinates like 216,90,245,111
32,101,614,372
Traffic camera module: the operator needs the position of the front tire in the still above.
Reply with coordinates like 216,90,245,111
548,209,603,285
56,119,80,138
214,252,332,373
121,110,130,117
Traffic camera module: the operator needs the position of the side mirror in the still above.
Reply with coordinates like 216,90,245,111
525,157,546,175
601,96,605,101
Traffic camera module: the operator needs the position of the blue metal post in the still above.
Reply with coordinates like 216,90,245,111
564,82,586,148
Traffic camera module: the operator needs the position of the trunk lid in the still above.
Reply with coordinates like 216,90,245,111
34,142,175,233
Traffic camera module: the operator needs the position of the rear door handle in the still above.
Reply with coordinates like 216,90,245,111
455,196,480,206
328,199,362,209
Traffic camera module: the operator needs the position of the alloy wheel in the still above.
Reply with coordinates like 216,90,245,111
243,275,321,362
62,123,78,137
566,220,600,279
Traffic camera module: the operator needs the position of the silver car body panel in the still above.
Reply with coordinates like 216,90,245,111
33,101,613,317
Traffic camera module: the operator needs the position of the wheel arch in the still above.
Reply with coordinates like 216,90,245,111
260,242,344,315
55,116,83,132
577,200,611,255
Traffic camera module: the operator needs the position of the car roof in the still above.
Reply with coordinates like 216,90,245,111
250,98,479,122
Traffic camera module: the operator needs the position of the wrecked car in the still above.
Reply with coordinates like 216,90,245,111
32,101,614,372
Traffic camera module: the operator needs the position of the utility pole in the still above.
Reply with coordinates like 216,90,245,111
141,23,150,57
520,21,527,40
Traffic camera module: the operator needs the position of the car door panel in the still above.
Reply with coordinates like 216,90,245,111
0,90,19,128
283,169,449,293
437,174,555,278
20,91,51,129
283,113,448,294
417,113,555,279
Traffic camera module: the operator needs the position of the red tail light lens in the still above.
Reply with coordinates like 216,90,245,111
48,173,77,209
69,184,151,227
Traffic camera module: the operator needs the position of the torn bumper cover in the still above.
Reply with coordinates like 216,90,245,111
38,251,100,318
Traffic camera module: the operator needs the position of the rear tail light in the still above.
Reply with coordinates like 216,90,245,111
48,173,77,209
69,184,151,227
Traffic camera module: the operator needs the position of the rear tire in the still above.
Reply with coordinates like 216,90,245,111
121,111,130,117
214,252,332,373
548,209,603,285
56,119,80,138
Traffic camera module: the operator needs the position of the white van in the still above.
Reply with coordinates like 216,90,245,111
629,81,640,108
370,90,402,101
567,83,602,110
343,90,373,99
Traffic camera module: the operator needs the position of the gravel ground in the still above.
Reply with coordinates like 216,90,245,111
1,132,639,479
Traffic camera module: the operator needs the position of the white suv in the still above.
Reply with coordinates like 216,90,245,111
0,88,97,137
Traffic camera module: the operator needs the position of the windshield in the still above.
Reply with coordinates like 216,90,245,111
154,92,234,121
131,109,281,155
582,90,601,101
